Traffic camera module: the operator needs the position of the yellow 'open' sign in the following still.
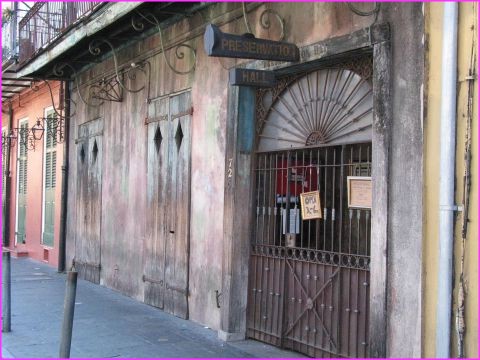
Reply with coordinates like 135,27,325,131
300,191,322,220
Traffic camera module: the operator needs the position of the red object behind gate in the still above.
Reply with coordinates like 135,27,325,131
276,160,318,197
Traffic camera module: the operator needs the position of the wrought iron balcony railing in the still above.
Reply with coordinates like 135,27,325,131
18,2,103,64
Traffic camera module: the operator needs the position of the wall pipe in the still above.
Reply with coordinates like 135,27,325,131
435,2,458,358
3,102,13,247
58,81,70,273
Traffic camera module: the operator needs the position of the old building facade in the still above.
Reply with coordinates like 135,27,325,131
3,2,477,358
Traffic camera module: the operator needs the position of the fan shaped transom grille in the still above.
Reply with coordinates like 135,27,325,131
257,68,373,152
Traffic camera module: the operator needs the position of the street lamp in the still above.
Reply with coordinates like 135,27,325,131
31,119,45,141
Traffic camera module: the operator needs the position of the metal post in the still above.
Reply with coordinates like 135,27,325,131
59,270,77,358
2,251,11,332
58,80,70,273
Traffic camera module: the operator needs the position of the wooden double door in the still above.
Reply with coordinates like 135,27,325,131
144,91,192,319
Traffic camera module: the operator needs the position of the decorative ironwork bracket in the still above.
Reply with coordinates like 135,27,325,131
132,11,196,75
242,2,285,41
53,56,151,109
36,115,66,145
30,79,75,121
347,2,381,24
89,38,150,94
2,125,39,152
89,74,124,103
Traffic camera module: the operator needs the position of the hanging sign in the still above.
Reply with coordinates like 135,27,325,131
300,191,322,220
204,24,300,62
347,176,372,209
229,68,276,87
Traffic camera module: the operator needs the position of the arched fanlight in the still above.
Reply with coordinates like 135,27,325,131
258,68,373,152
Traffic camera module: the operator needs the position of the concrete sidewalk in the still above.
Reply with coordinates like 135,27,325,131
1,258,304,358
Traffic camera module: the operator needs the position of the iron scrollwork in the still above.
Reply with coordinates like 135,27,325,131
36,115,66,144
242,2,285,41
30,78,76,120
346,2,381,23
132,11,196,75
54,44,151,108
88,38,149,94
54,62,103,108
2,126,37,151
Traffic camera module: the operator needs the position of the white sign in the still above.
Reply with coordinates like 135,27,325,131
300,191,322,220
282,208,300,234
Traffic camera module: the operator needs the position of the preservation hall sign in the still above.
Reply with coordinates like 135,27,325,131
204,24,300,62
229,68,276,87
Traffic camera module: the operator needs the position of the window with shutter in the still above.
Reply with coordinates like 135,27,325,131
43,110,57,247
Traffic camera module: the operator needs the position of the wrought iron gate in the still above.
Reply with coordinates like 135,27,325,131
247,143,371,358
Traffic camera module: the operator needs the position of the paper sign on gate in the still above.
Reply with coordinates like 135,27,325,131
347,176,372,209
300,191,322,220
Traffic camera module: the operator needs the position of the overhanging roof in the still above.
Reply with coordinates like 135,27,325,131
15,2,207,79
16,2,144,78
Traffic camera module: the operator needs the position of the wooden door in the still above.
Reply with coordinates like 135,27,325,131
75,119,103,283
43,113,57,247
144,91,191,319
144,97,169,309
16,120,28,245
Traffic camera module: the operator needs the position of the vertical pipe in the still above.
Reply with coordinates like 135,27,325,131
58,81,70,273
3,102,13,247
59,270,78,358
435,2,458,358
2,251,11,332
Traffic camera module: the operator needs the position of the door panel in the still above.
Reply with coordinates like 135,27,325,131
75,119,103,283
144,92,191,319
144,97,169,309
165,91,191,318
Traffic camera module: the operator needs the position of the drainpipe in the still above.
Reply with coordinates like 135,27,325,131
435,2,458,358
3,102,13,247
57,81,70,273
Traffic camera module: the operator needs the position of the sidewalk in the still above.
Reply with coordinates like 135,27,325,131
1,258,304,358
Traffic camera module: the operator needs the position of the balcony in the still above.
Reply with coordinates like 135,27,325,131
18,2,103,64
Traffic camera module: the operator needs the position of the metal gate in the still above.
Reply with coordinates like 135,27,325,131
247,143,371,358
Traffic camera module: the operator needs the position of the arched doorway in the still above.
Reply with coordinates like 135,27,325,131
246,63,373,358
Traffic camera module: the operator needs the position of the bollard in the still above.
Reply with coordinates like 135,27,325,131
59,270,78,358
2,251,11,332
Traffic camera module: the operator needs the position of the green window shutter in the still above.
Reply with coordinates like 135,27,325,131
43,111,57,247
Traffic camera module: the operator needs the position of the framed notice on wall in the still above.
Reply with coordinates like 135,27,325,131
347,176,372,209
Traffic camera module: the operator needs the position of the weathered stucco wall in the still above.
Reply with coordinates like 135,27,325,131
423,3,478,357
66,1,373,331
372,3,425,357
4,82,63,267
64,5,428,355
